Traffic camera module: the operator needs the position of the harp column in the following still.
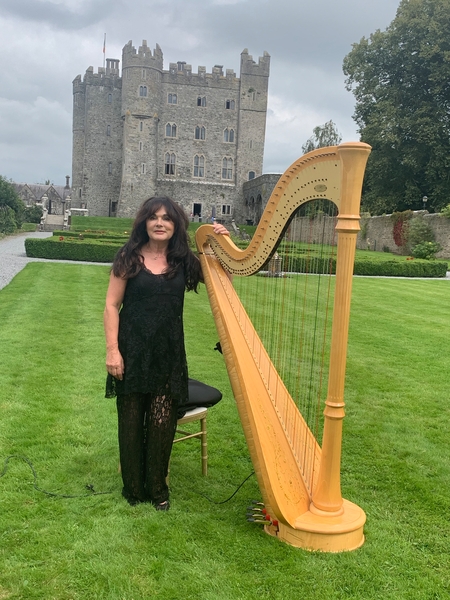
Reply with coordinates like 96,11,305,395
311,142,371,515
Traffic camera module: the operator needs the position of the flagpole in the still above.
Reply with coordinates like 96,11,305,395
103,33,106,69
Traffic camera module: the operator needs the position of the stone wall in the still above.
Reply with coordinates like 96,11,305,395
358,212,450,258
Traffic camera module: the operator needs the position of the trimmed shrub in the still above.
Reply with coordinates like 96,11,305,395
25,237,122,263
52,230,128,242
21,223,38,232
352,259,447,277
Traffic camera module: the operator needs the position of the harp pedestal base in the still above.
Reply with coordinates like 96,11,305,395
265,499,366,553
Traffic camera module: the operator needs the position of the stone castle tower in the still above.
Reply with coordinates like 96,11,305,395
72,41,270,220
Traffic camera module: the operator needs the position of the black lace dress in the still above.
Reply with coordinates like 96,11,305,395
105,265,188,505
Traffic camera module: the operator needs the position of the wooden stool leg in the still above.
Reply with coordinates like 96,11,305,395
200,415,207,476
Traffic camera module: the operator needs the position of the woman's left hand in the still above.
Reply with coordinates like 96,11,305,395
212,223,230,236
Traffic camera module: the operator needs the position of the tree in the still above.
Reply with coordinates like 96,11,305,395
0,175,24,232
302,120,342,154
343,0,450,215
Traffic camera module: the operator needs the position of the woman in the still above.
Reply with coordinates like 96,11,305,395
104,197,228,509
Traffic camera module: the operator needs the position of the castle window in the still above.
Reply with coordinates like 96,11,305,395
165,153,176,175
194,125,206,140
165,123,177,137
221,204,231,215
142,69,146,79
197,96,206,107
168,93,177,104
139,141,143,151
108,162,112,174
223,128,235,143
107,93,112,103
193,155,205,178
140,121,143,131
139,86,148,97
106,125,111,136
225,99,235,110
142,163,146,174
222,157,233,180
248,171,256,180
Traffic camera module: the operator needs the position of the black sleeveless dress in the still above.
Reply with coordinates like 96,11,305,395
105,265,188,404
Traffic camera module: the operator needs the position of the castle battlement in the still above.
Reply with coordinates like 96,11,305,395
122,40,164,70
73,64,122,89
167,61,236,80
240,49,271,77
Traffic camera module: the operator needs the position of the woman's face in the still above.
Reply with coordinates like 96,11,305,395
146,206,175,245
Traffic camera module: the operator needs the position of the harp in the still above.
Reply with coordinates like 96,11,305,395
196,142,371,552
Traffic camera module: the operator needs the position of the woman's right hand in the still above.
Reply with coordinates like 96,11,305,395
106,349,124,380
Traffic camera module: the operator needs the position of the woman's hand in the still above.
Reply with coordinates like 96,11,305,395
106,348,125,380
212,223,230,236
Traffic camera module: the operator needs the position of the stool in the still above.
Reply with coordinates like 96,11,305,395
173,406,208,476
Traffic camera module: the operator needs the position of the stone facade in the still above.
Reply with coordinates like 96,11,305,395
72,41,270,220
13,179,71,215
242,173,281,224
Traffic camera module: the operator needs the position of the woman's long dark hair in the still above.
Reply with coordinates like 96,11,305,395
111,197,202,291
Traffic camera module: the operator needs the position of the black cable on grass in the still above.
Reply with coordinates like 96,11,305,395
196,471,255,505
0,455,113,498
1,455,254,505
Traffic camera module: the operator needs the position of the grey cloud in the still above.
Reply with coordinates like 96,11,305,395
0,0,115,30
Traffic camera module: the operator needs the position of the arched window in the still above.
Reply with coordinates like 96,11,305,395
194,125,206,140
139,86,148,97
193,155,205,178
168,93,177,104
140,121,143,131
107,93,112,103
223,128,235,143
106,125,111,136
142,163,146,174
197,96,206,107
108,162,112,174
248,171,255,180
225,99,235,110
222,157,233,180
165,153,176,175
165,123,177,137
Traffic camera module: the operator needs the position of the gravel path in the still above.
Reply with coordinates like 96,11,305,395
0,231,109,291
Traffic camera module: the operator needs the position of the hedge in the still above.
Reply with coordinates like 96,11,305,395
21,223,38,232
25,237,122,263
52,230,128,242
352,259,448,278
278,256,447,277
24,237,448,276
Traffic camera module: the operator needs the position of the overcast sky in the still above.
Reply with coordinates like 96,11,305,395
0,0,400,185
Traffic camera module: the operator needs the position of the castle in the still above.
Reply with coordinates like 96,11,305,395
72,40,270,221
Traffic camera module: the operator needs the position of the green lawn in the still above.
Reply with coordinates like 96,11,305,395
0,263,449,599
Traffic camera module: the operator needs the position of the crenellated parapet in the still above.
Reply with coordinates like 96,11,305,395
73,64,122,91
122,39,164,70
167,61,236,81
240,49,271,77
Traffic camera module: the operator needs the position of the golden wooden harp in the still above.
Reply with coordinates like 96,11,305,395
196,142,371,552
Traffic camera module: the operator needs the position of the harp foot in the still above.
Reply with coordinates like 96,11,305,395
266,499,366,553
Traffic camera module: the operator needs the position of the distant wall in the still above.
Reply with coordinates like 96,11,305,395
358,212,450,258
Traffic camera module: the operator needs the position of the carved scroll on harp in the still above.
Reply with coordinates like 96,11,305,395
196,142,371,552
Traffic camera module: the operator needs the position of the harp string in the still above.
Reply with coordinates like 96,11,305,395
232,199,337,486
